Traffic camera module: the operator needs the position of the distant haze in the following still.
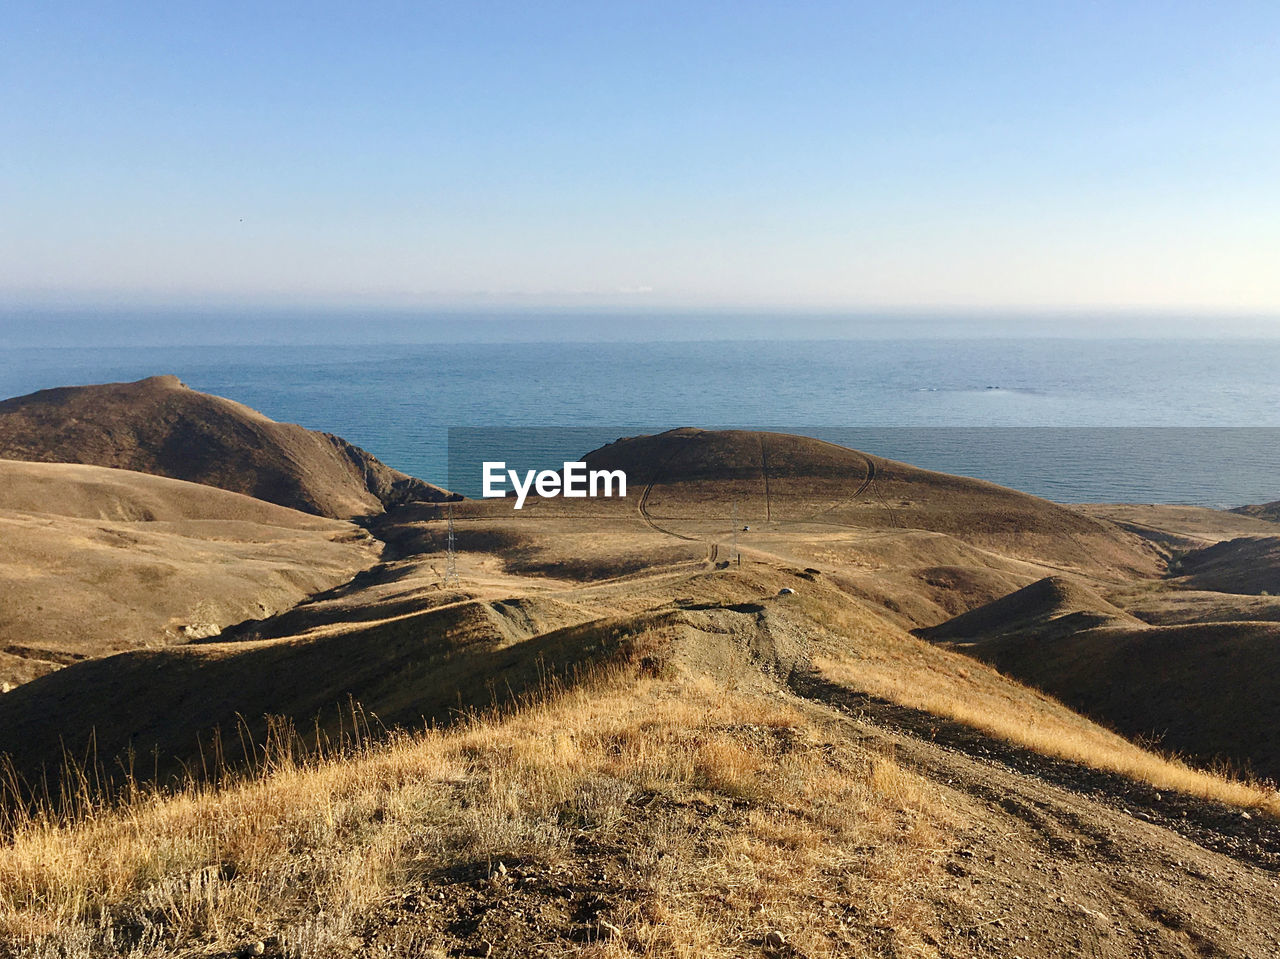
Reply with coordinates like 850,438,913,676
4,310,1280,348
3,3,1280,316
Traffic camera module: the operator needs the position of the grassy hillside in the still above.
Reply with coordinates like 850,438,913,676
0,376,456,518
955,617,1280,781
4,621,1280,958
5,423,1280,957
0,460,379,688
0,667,953,958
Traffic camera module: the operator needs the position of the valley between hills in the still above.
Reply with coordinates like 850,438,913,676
2,376,1280,958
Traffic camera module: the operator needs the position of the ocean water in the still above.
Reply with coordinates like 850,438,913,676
2,338,1279,507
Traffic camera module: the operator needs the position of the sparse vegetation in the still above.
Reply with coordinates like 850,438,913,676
5,415,1280,957
0,664,950,958
812,626,1280,817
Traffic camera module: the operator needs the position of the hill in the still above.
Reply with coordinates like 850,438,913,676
0,375,456,518
4,559,1280,958
0,459,379,687
1232,498,1280,524
917,575,1142,642
916,510,1280,782
5,420,1280,957
1174,535,1280,595
1077,502,1280,552
1108,589,1280,626
0,426,1237,803
954,618,1280,782
579,428,1160,579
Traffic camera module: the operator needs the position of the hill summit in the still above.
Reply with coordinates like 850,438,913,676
0,375,456,518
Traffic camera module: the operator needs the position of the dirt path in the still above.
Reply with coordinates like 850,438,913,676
790,673,1280,958
636,444,906,542
637,473,701,542
351,665,1280,959
796,452,880,523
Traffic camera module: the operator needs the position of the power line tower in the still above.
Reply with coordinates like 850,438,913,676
730,500,738,566
443,503,459,587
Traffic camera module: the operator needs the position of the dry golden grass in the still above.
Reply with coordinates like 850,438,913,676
0,664,951,958
808,595,1280,816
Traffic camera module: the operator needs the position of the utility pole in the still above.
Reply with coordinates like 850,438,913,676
444,503,459,587
730,500,738,566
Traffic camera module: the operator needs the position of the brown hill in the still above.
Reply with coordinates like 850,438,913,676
1112,589,1280,626
0,420,1185,806
0,459,379,687
1232,499,1280,524
8,559,1280,959
918,575,1142,642
0,555,1215,802
0,596,602,785
913,497,1280,782
0,375,456,519
6,426,1280,958
1174,536,1280,595
959,619,1280,782
579,428,1159,578
1077,503,1280,552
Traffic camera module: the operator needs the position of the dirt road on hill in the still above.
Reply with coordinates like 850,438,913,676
792,675,1280,958
350,669,1280,959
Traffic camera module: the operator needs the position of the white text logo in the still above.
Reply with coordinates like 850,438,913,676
482,462,627,509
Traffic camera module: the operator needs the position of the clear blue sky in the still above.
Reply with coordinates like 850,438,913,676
3,1,1278,314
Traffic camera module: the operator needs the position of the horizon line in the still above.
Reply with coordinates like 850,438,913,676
4,302,1280,319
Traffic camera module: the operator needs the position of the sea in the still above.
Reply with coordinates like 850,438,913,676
2,334,1279,507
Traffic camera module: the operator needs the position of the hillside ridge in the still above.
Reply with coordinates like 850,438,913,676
0,375,457,518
